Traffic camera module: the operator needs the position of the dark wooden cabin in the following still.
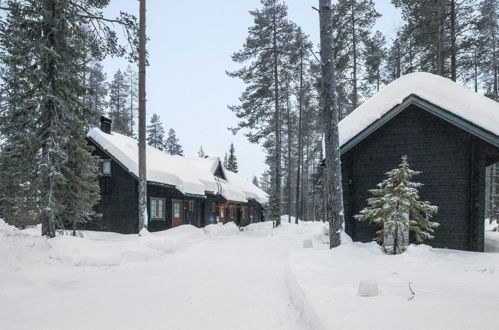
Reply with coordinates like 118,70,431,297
339,73,499,252
85,118,267,234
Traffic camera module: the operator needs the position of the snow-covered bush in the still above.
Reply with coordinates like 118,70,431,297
355,156,439,254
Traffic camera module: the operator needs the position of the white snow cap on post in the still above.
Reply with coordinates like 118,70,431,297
358,280,379,297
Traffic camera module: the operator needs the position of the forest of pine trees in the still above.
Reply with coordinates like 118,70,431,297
229,0,499,224
0,0,497,234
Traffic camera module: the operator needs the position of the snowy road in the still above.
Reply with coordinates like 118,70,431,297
0,222,320,330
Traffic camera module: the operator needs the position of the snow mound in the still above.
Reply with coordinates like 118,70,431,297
203,222,241,236
0,220,205,268
286,237,499,330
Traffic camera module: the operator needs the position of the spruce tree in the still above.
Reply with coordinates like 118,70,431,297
0,0,136,236
108,69,131,135
355,156,439,255
252,176,260,187
228,0,296,227
146,114,165,150
164,128,183,156
223,153,228,168
227,143,239,173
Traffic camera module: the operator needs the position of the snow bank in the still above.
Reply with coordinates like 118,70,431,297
339,72,499,148
287,237,499,330
0,220,208,268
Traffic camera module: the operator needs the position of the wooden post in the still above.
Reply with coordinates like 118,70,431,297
138,0,147,232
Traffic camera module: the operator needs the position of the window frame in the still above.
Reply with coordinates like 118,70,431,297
188,200,194,212
150,197,166,220
101,159,112,176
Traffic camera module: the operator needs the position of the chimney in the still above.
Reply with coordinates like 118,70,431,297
100,116,112,134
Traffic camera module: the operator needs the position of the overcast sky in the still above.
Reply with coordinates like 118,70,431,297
103,1,402,180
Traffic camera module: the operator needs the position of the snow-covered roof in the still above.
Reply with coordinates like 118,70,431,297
87,128,268,204
339,72,499,150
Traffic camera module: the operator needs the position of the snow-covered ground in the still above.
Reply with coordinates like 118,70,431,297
485,219,499,252
1,218,498,330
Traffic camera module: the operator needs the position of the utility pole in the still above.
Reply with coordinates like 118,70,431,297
318,0,345,248
138,0,147,233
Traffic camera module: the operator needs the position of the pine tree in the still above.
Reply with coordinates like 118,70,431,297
475,0,499,101
320,0,346,248
331,0,380,112
252,176,260,187
363,31,387,94
355,156,439,255
223,153,228,168
164,128,183,156
146,114,165,150
124,65,138,136
108,69,131,135
228,0,296,227
0,0,136,236
198,146,207,158
227,143,239,173
86,61,108,124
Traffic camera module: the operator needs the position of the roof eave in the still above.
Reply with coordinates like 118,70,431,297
340,94,499,155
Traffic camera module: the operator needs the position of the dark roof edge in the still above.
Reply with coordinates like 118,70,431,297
340,94,499,155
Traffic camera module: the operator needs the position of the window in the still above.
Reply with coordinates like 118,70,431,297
150,198,165,220
189,200,194,212
101,159,111,176
173,202,181,218
242,206,248,219
211,203,216,213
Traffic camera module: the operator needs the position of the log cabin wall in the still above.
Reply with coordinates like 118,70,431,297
342,104,488,251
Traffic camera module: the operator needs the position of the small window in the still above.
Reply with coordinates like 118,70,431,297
212,203,216,213
173,202,181,218
101,159,111,176
150,197,165,220
189,200,194,212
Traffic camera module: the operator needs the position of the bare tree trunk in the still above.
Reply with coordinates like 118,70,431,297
272,4,282,227
286,85,292,224
319,0,345,249
450,0,457,81
434,0,444,76
350,4,358,109
295,49,304,225
138,0,148,233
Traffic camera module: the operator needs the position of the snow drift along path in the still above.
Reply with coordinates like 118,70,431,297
0,220,324,330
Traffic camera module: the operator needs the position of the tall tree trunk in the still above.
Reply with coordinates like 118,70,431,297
130,73,134,136
450,0,457,81
434,0,444,76
319,0,345,248
351,5,358,109
295,50,304,225
138,0,148,233
286,85,292,224
272,4,282,227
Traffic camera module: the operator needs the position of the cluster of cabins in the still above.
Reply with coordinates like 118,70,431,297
86,120,267,234
87,72,499,252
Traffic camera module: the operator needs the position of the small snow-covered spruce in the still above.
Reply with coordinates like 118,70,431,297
355,156,439,254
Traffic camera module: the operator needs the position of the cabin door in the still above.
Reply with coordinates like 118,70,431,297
172,200,184,228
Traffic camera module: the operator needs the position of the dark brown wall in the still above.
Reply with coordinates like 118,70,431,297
342,105,486,251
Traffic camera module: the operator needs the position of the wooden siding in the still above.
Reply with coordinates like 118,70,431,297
342,104,488,251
